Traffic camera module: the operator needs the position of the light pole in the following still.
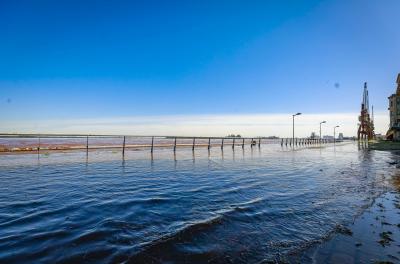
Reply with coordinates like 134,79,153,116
292,113,302,144
334,125,340,144
319,121,326,141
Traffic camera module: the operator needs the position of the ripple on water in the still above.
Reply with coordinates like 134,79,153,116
0,143,396,263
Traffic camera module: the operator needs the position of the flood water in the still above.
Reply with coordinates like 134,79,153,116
0,143,396,263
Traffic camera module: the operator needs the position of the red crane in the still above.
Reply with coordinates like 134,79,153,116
357,82,375,141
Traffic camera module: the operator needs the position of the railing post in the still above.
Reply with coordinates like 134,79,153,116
232,138,235,150
37,136,40,155
207,138,211,150
285,138,288,146
151,136,154,153
258,138,261,148
251,138,253,148
174,137,177,152
86,136,89,154
192,138,195,151
242,138,245,149
122,136,126,156
221,138,224,150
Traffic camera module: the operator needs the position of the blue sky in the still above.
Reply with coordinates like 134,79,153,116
0,0,399,136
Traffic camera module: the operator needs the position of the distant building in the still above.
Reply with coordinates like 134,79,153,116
323,135,334,140
387,73,400,140
338,133,344,140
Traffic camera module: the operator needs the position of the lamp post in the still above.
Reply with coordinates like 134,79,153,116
292,113,302,144
319,121,326,141
334,125,340,144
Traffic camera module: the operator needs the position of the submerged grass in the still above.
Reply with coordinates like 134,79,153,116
369,140,400,151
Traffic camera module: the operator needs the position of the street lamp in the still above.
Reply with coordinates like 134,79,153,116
320,121,327,141
292,113,302,144
334,125,340,144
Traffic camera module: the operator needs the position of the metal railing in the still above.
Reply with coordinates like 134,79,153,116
0,133,340,155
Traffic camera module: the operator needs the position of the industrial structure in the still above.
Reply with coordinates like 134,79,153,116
387,73,400,140
357,82,375,141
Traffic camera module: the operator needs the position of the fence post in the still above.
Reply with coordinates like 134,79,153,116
242,138,245,149
86,136,89,154
208,138,211,150
37,136,40,155
174,137,177,152
192,138,195,151
151,136,154,153
232,138,235,150
122,136,126,156
258,138,261,148
251,138,253,148
221,138,224,150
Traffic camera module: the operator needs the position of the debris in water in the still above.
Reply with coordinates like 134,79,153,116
378,231,394,247
336,225,353,236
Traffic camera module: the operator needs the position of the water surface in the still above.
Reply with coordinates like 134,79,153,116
0,143,396,263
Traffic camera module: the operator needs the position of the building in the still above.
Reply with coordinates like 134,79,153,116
338,133,344,140
387,74,400,140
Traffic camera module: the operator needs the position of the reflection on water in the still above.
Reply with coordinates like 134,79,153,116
0,143,397,263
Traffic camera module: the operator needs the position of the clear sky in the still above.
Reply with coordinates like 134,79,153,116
0,0,399,137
